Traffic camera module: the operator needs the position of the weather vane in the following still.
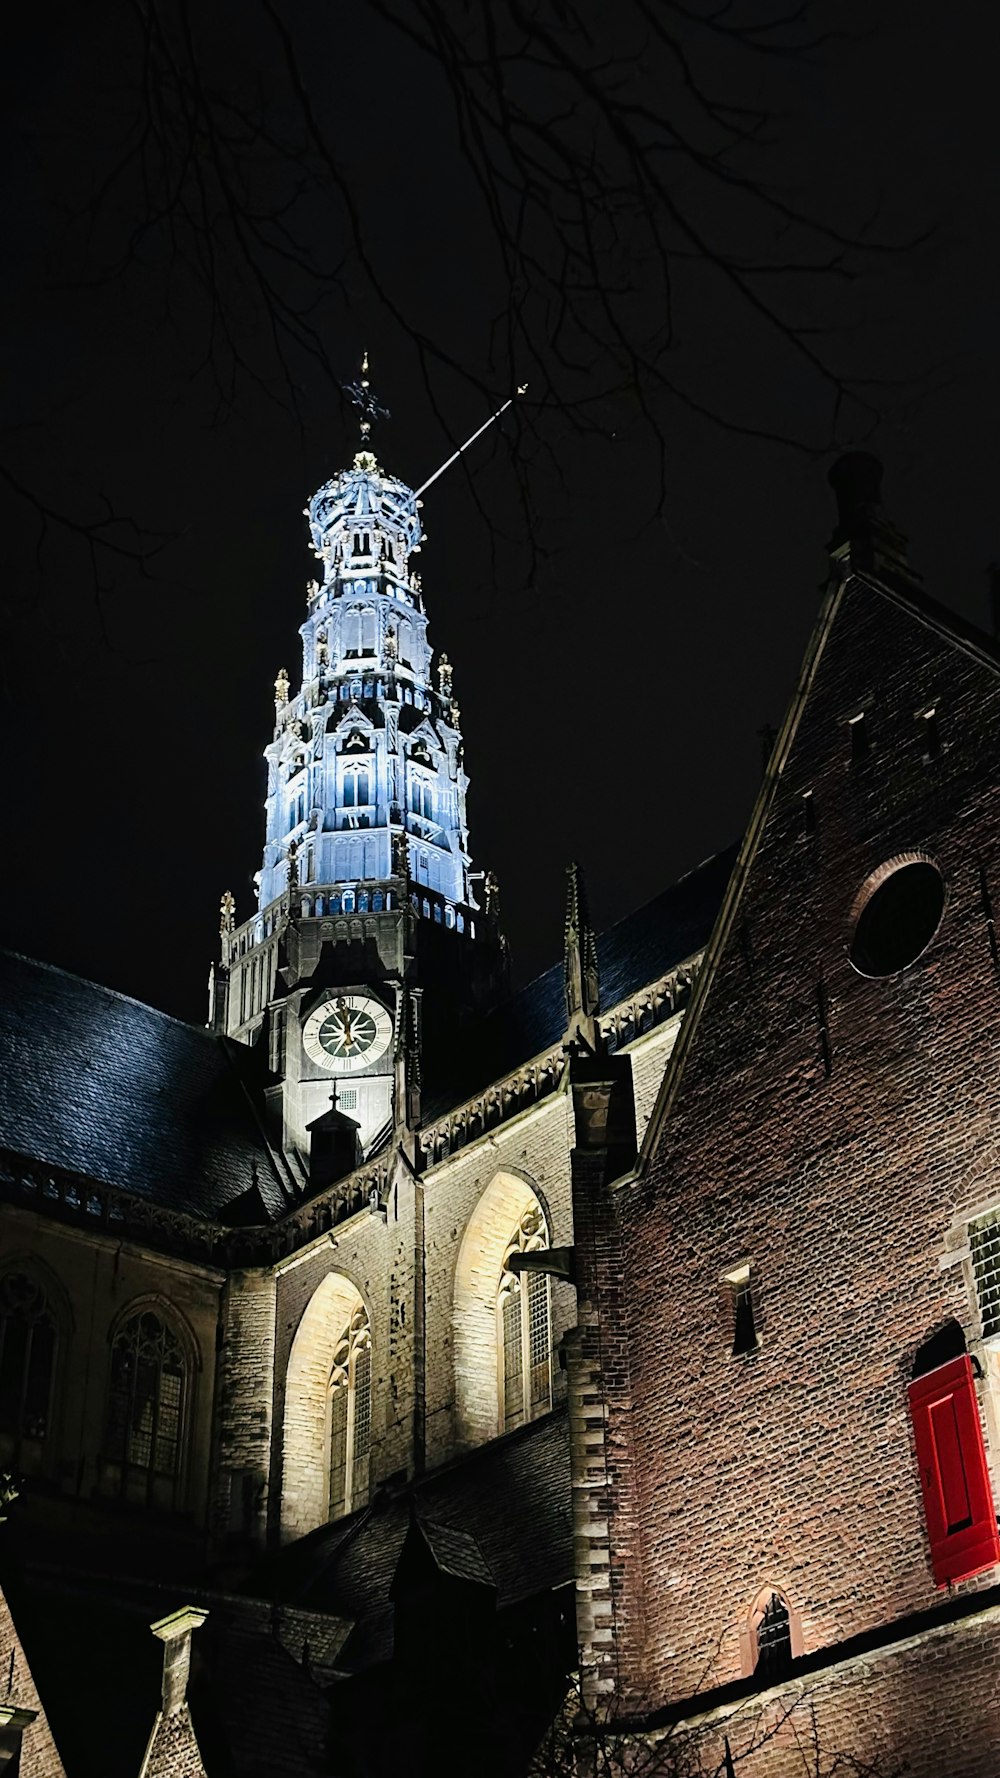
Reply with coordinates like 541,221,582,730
344,351,390,446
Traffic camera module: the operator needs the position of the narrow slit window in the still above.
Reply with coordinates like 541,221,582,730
919,707,941,760
725,1265,758,1355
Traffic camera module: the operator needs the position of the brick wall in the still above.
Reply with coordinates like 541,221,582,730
650,1603,1000,1778
590,571,1000,1767
0,1583,66,1778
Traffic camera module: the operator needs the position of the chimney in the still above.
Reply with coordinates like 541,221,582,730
0,1705,36,1774
150,1606,208,1715
827,452,919,589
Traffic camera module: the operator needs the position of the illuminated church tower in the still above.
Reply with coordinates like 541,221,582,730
210,380,505,1180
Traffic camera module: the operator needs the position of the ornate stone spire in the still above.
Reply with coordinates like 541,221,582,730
255,425,477,925
564,861,600,1045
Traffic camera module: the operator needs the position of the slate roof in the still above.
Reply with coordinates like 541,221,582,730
413,1517,496,1589
4,1566,335,1778
422,844,737,1120
0,847,733,1222
0,951,288,1221
253,1406,573,1670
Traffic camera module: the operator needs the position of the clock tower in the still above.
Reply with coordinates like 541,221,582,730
209,407,506,1188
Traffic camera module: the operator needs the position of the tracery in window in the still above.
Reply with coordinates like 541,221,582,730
497,1206,552,1433
409,773,434,821
343,762,372,808
328,1306,372,1522
106,1310,187,1510
0,1272,56,1458
754,1593,792,1680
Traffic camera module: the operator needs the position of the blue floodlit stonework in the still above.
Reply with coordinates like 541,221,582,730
258,449,471,918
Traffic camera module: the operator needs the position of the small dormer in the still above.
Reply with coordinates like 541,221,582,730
306,1098,363,1190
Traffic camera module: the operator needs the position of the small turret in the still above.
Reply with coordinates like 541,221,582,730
564,861,600,1049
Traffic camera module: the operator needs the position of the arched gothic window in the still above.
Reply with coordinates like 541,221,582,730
343,609,360,656
289,781,307,830
359,609,376,656
0,1272,57,1458
742,1588,799,1681
497,1207,551,1433
328,1306,372,1521
343,762,371,808
410,775,434,821
106,1310,187,1510
397,617,413,664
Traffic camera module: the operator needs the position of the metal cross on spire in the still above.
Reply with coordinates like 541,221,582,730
344,351,390,447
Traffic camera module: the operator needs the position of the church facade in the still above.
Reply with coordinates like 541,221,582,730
1,441,1000,1777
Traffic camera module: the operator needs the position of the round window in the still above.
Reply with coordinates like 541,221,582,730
849,858,945,977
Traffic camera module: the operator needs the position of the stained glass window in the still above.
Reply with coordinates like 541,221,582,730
328,1306,372,1522
106,1311,186,1509
0,1272,56,1449
497,1207,552,1432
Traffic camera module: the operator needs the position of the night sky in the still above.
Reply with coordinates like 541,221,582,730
2,3,998,1023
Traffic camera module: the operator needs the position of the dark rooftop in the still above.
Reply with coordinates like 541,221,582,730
422,844,736,1120
0,950,287,1221
252,1407,573,1670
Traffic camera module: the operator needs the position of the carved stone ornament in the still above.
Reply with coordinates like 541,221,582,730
274,668,290,707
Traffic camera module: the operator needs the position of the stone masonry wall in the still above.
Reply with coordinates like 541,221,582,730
421,1091,577,1469
212,1269,276,1544
0,1208,221,1527
269,1163,415,1539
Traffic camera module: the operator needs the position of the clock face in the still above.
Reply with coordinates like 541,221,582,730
302,993,393,1075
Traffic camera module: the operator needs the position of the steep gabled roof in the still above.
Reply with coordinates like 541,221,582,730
0,950,288,1221
638,563,1000,1172
251,1408,573,1670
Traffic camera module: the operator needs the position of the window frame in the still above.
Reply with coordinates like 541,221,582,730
327,1305,373,1522
102,1302,194,1513
739,1585,803,1679
0,1266,64,1472
721,1261,760,1357
496,1210,552,1434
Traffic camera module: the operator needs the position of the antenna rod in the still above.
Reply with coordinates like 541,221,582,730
413,386,526,499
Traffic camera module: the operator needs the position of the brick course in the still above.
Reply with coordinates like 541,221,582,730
587,570,1000,1770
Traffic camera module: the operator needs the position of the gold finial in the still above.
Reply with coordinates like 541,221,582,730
219,891,236,936
438,653,453,696
345,351,389,450
274,667,289,708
